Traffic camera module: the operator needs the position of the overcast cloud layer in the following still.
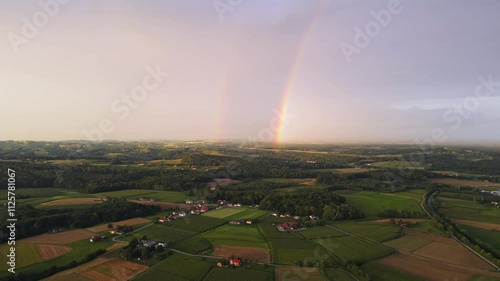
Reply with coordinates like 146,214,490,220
1,0,499,142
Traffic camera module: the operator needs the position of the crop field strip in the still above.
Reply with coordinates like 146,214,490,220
332,222,402,242
340,191,423,218
200,224,269,248
438,197,500,225
133,254,214,281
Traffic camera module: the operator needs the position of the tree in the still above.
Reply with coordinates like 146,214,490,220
141,247,150,259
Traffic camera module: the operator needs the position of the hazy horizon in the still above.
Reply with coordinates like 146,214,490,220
1,1,499,143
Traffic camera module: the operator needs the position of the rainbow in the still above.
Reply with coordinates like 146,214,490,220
273,1,329,146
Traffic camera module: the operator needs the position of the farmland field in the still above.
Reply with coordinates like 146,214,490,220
41,198,103,206
332,222,402,242
125,224,193,242
36,244,73,260
323,269,355,281
301,226,346,239
269,238,333,265
413,242,494,270
315,236,394,263
133,254,214,281
201,224,269,248
224,209,270,221
95,190,194,203
437,197,500,224
0,187,63,199
383,235,432,252
362,263,424,281
11,239,114,277
173,238,212,254
203,208,246,219
86,218,150,232
79,258,148,281
203,267,274,281
451,219,500,231
276,267,327,281
0,243,43,270
340,191,422,218
167,215,226,233
212,246,271,263
19,229,95,245
377,253,483,281
459,224,500,250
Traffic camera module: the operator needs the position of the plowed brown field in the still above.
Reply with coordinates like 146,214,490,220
86,218,150,232
41,198,102,205
212,246,271,263
36,244,72,260
20,229,95,245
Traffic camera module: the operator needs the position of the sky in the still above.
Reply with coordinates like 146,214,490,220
1,0,499,143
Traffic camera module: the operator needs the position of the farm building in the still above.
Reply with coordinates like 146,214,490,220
230,258,242,267
90,235,107,242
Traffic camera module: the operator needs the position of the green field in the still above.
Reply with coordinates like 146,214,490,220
167,216,226,233
95,190,194,203
301,226,346,239
201,225,269,248
134,254,214,281
332,222,401,242
383,235,432,252
0,243,43,270
203,208,246,219
362,263,424,281
438,197,500,224
224,209,269,221
0,188,64,199
128,216,225,243
460,225,500,250
173,238,213,254
203,267,273,281
268,238,333,265
341,191,422,218
124,224,193,242
315,236,394,263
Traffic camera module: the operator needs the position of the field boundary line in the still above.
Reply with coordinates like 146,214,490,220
256,223,274,263
453,235,500,271
426,190,500,272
